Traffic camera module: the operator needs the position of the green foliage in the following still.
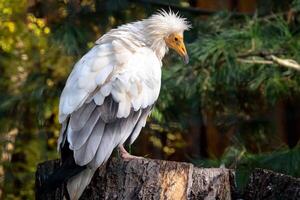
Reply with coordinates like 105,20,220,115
159,11,300,145
0,1,74,198
194,146,300,190
292,0,300,11
173,14,300,110
157,5,300,190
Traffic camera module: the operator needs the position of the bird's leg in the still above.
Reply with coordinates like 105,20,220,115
118,144,142,161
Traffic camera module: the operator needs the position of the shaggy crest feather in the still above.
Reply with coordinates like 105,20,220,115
145,9,191,35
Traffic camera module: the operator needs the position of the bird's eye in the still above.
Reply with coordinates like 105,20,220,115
174,37,178,42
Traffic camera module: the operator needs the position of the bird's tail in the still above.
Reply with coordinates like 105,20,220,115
66,167,97,200
42,157,86,193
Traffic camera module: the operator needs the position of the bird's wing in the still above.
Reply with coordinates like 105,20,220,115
58,40,161,168
59,41,130,123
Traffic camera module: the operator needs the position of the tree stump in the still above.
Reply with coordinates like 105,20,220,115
244,168,300,200
36,158,236,200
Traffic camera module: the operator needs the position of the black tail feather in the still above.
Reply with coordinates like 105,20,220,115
42,141,86,193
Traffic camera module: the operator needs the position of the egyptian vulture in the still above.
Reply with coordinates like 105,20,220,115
49,10,190,200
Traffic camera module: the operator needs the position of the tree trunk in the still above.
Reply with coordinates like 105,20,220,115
36,158,235,200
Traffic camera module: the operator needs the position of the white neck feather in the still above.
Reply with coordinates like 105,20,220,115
146,31,168,61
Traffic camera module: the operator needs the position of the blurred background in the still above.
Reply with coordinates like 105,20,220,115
1,0,300,199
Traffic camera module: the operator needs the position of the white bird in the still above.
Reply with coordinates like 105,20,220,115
52,10,190,200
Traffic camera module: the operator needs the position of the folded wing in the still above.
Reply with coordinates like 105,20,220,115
58,39,161,168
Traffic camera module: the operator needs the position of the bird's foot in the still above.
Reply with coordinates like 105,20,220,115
118,144,142,161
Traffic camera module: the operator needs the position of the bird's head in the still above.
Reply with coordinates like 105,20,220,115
144,10,191,64
164,32,189,64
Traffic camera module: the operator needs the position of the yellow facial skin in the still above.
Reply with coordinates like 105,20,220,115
164,33,189,64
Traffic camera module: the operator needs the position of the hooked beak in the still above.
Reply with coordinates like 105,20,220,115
176,42,189,64
183,54,189,64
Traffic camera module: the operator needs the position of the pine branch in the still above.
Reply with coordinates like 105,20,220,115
237,58,273,65
237,54,300,71
269,55,300,71
237,53,300,71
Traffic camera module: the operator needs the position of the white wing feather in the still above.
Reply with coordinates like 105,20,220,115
59,40,160,121
58,39,161,161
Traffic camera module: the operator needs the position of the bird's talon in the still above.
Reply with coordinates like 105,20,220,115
118,144,143,161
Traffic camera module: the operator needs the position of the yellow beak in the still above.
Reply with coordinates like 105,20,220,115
165,33,189,64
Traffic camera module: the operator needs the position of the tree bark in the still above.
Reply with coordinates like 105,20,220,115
36,158,235,200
